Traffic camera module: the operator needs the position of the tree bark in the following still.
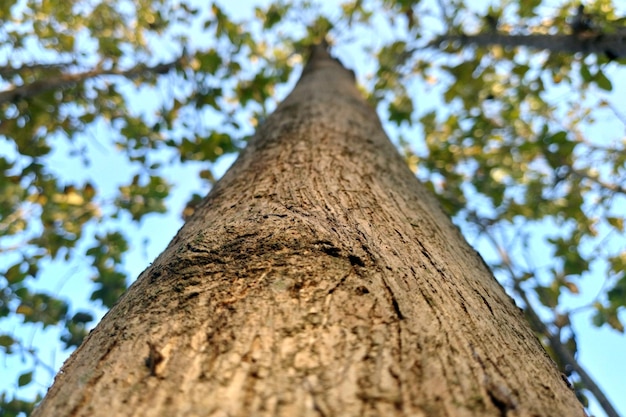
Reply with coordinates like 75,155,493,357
33,43,585,417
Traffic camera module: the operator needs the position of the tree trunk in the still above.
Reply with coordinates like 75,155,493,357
33,44,585,417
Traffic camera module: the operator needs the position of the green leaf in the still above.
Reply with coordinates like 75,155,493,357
607,276,626,306
91,270,127,308
4,263,27,285
512,64,530,77
388,94,413,126
607,217,624,232
518,0,541,17
71,312,94,324
0,334,15,348
18,372,33,387
580,64,592,83
115,175,170,221
608,254,626,277
17,292,69,327
607,311,624,332
594,70,612,91
535,285,559,308
61,313,93,348
592,304,624,332
259,4,287,29
197,49,223,74
446,61,478,83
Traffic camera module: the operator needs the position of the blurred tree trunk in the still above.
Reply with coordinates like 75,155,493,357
32,44,585,417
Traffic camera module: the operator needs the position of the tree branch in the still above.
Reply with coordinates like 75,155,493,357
571,167,626,194
514,283,621,417
431,32,626,60
474,219,620,417
0,62,75,80
0,58,183,105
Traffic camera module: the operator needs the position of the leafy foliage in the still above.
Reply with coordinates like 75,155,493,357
1,0,625,416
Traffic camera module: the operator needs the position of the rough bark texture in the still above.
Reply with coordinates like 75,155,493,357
33,44,585,417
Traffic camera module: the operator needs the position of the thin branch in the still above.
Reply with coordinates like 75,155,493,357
570,167,626,194
0,207,28,233
578,138,626,155
607,102,626,126
0,61,75,80
0,57,184,105
514,283,621,417
430,32,626,59
475,219,620,417
346,0,362,26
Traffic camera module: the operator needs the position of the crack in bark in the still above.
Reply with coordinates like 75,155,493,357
486,383,517,417
415,240,447,279
476,290,494,315
327,272,350,295
471,343,519,416
380,277,404,321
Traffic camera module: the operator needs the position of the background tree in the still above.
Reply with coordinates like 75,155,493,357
0,0,624,416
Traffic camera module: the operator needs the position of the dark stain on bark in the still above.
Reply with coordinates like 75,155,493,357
145,342,164,377
348,254,365,267
354,286,370,295
147,266,164,284
487,385,517,417
317,240,342,257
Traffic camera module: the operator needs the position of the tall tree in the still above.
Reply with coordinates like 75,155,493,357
1,1,625,416
32,41,585,417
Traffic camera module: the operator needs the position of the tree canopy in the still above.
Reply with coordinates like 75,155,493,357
1,0,625,416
